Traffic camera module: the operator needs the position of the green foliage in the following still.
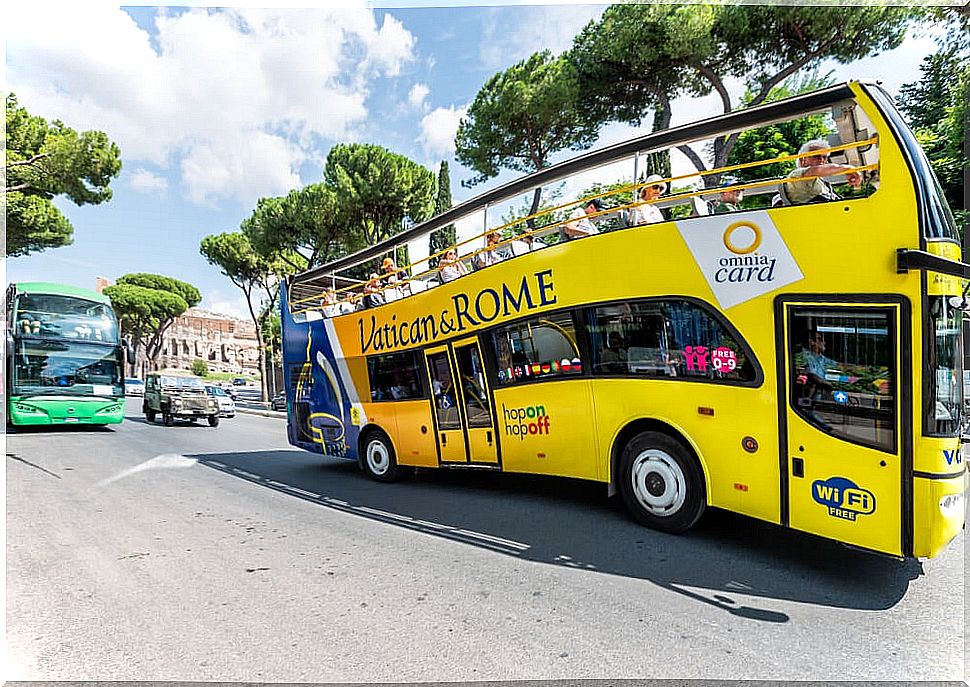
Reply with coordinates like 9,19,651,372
6,93,122,257
190,359,209,377
5,193,74,258
726,73,835,182
117,273,201,310
243,185,341,270
568,5,925,173
324,143,436,247
104,274,199,373
201,231,298,402
429,161,457,266
899,50,969,237
456,50,599,185
498,184,567,244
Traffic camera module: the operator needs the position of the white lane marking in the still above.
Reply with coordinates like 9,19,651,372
96,453,197,487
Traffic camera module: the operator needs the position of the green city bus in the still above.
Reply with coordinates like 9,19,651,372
5,282,127,426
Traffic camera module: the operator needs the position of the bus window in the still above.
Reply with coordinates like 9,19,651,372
586,300,757,382
926,296,962,436
454,343,491,427
492,312,582,386
788,308,896,451
367,351,425,402
427,351,460,429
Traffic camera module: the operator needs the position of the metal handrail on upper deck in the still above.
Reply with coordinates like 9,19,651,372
288,133,880,316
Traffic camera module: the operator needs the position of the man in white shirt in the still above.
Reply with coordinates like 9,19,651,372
562,197,606,240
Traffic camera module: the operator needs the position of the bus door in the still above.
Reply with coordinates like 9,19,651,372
424,338,499,466
780,302,906,556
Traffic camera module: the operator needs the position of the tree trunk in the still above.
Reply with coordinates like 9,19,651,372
525,187,543,231
255,322,268,403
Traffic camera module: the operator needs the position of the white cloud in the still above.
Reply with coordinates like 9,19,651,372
408,83,430,109
418,104,467,158
129,168,169,195
203,289,253,321
479,5,601,70
6,4,416,206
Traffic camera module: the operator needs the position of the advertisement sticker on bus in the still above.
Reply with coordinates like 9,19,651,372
675,211,803,309
811,476,876,521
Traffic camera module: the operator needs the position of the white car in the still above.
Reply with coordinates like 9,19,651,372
205,385,236,418
125,378,145,396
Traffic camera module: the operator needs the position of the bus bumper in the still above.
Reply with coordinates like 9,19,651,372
911,472,966,558
8,400,125,426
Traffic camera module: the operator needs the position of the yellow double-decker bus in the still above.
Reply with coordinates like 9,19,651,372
280,81,966,558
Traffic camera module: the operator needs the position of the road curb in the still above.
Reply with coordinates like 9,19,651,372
236,407,286,419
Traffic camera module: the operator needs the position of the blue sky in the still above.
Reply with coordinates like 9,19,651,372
5,2,946,319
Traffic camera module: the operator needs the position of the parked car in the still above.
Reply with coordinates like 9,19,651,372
205,384,236,418
218,381,238,399
232,377,248,386
124,377,145,396
271,392,287,412
143,373,220,427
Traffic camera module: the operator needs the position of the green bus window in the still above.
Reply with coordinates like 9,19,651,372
492,311,582,386
366,351,425,402
788,309,896,452
587,300,756,382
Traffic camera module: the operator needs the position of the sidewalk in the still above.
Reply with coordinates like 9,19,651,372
235,402,286,419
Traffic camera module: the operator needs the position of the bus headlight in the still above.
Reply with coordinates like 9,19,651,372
939,493,964,518
173,398,183,407
14,403,42,414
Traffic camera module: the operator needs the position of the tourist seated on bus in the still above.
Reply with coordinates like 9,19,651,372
439,249,468,283
339,293,359,314
783,139,862,204
510,232,537,256
320,288,340,318
18,312,41,335
380,258,407,286
472,232,504,270
713,176,743,214
628,175,667,225
562,197,606,240
361,275,384,309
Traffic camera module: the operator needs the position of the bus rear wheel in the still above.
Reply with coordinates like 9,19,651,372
619,431,705,534
361,430,412,483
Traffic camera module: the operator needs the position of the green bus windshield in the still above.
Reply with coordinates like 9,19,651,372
11,339,124,399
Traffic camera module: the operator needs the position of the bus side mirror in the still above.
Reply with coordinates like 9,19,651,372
124,338,135,362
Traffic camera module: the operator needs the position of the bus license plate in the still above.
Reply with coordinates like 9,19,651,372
64,417,79,423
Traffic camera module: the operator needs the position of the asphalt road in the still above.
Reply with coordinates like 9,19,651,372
5,398,966,682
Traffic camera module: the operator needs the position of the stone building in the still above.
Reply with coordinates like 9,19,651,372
154,308,260,375
95,278,261,379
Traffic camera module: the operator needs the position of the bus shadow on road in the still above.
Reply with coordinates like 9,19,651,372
191,449,929,621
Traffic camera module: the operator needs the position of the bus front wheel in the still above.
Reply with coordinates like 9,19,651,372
361,431,412,483
619,431,705,534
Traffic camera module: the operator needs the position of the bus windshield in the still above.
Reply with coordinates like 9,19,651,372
14,293,119,344
12,339,124,398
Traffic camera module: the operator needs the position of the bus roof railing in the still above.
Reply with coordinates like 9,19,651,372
292,82,859,287
288,135,878,313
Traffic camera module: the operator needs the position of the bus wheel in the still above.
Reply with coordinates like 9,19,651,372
163,411,175,427
208,415,220,427
361,431,412,483
145,408,156,423
619,431,705,534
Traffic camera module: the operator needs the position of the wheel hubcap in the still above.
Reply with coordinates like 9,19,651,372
630,448,686,517
366,440,390,475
